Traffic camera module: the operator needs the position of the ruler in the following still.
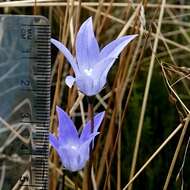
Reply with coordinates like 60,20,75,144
0,15,50,189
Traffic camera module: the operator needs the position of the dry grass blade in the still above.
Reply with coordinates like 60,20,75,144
0,118,29,145
176,135,190,189
128,0,166,189
161,63,190,114
95,4,140,188
1,1,190,9
163,115,190,190
122,120,186,190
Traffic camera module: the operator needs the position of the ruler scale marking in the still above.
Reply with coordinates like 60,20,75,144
0,15,50,190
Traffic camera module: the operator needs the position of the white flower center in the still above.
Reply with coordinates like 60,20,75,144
84,68,93,76
71,145,77,150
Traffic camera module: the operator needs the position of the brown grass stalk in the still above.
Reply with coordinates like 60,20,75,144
128,0,166,189
122,121,185,190
163,114,190,190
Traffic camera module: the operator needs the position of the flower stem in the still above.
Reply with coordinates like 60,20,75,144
88,96,95,135
62,170,65,190
83,96,95,190
75,182,78,190
74,172,78,190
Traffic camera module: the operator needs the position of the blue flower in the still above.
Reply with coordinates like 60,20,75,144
49,106,105,172
51,17,137,96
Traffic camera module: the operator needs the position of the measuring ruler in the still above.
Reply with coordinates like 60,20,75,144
0,15,50,189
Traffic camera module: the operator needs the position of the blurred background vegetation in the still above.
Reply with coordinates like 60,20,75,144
0,0,190,190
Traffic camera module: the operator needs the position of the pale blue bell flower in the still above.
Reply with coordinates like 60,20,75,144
49,106,105,172
51,17,137,96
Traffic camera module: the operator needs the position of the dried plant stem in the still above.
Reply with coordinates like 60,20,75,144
122,121,184,190
91,166,97,190
120,30,143,103
2,1,190,10
101,19,147,190
75,0,81,35
96,0,113,36
12,170,30,190
128,0,166,189
83,5,125,25
176,135,190,188
69,92,85,116
82,166,89,190
95,107,116,188
85,7,190,54
93,0,104,30
117,4,140,38
158,31,190,96
154,15,190,97
33,0,37,15
117,122,121,190
166,8,190,43
0,117,29,145
161,63,190,114
0,162,5,190
163,115,190,190
151,33,190,53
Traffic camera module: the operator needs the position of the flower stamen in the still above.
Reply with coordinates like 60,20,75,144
84,68,93,76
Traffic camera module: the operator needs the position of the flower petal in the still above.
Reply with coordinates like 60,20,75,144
92,57,116,78
91,58,116,92
58,146,80,172
80,131,100,153
80,111,105,142
57,133,99,172
49,133,59,150
56,106,79,144
76,17,100,71
99,59,116,88
79,132,99,159
76,75,97,96
51,38,78,73
100,35,137,59
65,75,75,88
58,136,92,172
